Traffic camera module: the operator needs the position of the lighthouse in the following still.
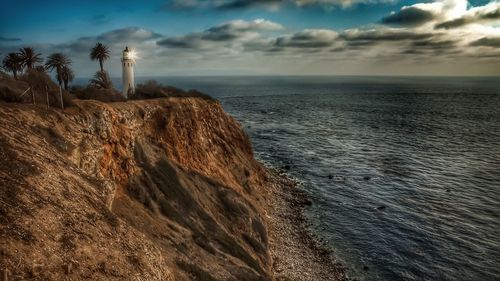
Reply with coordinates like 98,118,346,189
121,46,135,98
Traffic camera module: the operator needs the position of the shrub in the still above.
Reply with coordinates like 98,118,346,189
131,80,214,101
72,86,125,103
0,69,74,107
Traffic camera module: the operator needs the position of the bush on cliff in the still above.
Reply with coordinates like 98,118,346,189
0,71,26,102
71,85,126,103
71,70,125,103
131,80,214,101
0,69,74,107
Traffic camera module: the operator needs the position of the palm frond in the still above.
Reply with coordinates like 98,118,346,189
45,53,71,85
90,43,110,61
2,53,23,78
18,47,43,69
89,70,112,89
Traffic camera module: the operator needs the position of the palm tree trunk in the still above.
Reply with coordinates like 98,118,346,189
59,85,64,110
45,85,50,109
99,60,104,72
13,70,17,79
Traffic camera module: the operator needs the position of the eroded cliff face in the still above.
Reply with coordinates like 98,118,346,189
0,98,272,280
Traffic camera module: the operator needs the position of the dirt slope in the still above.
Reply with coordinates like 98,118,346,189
0,98,272,280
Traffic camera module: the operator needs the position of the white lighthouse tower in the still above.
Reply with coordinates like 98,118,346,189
121,46,135,98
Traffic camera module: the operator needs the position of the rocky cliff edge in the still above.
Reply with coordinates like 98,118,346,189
0,98,273,280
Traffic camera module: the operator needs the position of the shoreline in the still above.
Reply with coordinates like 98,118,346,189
264,167,350,281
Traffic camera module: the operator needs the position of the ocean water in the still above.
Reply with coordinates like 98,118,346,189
91,76,500,280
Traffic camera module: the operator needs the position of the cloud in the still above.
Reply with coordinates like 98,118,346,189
411,39,456,49
381,0,469,27
91,14,111,26
275,29,338,48
470,37,500,48
96,27,162,43
0,36,22,43
157,19,283,48
167,0,396,10
340,28,434,42
216,0,282,10
435,2,500,29
294,0,395,8
381,7,435,26
6,0,500,77
58,27,162,54
398,38,459,56
157,18,463,59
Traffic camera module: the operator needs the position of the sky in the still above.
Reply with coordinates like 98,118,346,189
1,0,500,77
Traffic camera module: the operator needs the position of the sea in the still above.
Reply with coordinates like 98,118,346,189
81,76,500,281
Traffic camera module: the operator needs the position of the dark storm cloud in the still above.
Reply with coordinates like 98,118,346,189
435,4,500,29
381,7,435,26
470,37,500,48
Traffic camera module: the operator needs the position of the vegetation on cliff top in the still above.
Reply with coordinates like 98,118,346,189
1,44,213,106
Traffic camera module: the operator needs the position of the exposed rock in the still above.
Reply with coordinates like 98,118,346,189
1,268,10,281
0,98,268,280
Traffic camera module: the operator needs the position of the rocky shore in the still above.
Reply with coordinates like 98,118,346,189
265,168,349,281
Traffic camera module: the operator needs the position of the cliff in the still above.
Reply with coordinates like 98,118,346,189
0,98,273,280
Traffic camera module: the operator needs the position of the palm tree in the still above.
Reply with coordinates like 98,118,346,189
18,47,42,70
45,53,71,87
34,65,46,73
61,65,74,90
89,70,112,89
2,53,22,79
90,43,110,72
